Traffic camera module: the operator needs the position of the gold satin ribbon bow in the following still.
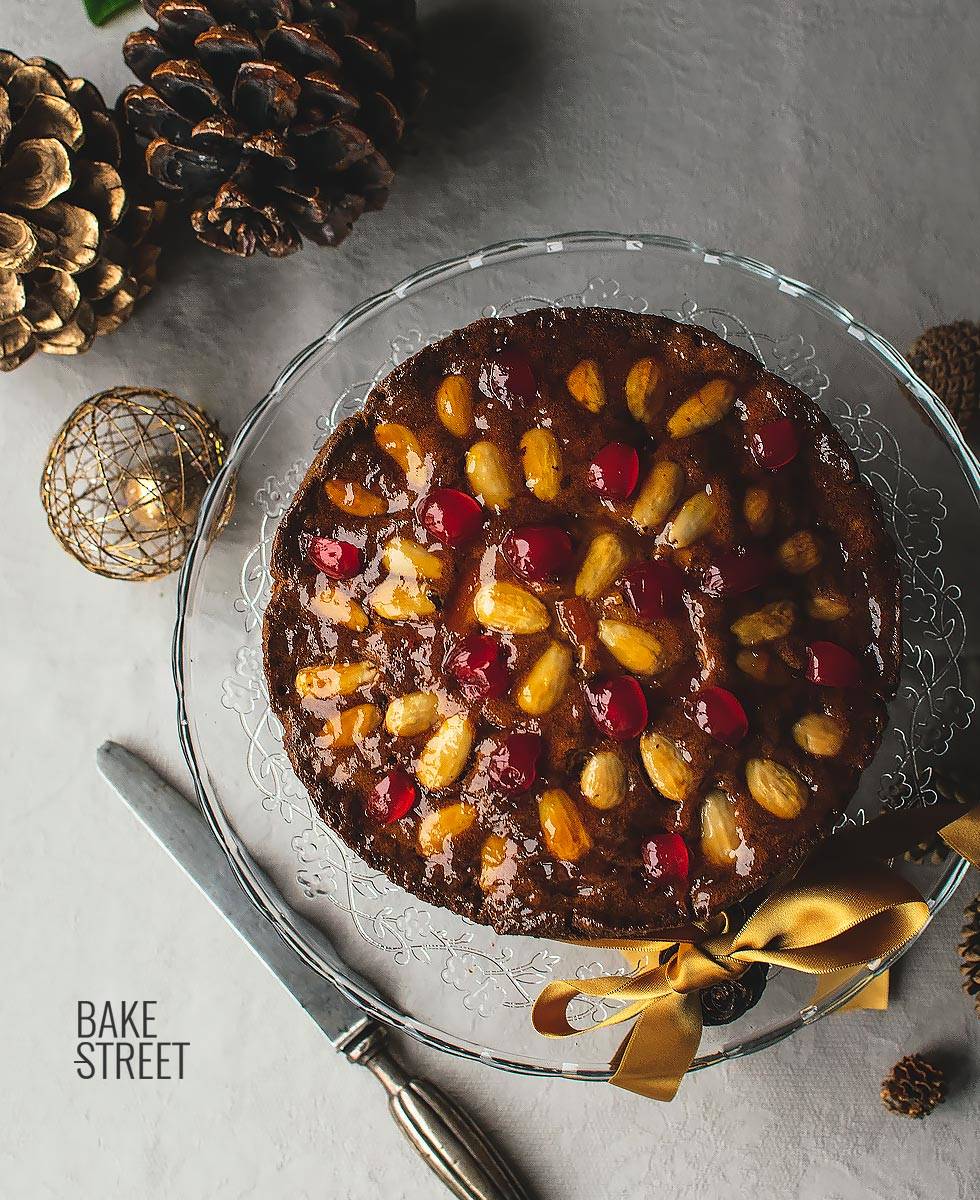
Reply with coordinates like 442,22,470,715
532,801,980,1102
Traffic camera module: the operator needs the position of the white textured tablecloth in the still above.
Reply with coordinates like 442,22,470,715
1,2,978,1197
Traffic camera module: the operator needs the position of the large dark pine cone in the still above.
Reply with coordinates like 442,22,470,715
959,895,980,1016
119,0,427,258
0,51,164,371
880,1053,945,1118
908,320,980,436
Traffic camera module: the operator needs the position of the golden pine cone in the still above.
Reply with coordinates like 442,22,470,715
0,50,164,371
959,894,980,1016
119,0,427,258
880,1053,945,1118
908,320,980,436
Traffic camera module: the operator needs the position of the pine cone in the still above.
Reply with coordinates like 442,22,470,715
880,1053,945,1117
658,934,769,1027
119,0,426,258
958,894,980,1016
908,321,980,436
903,771,974,864
700,963,769,1027
0,50,163,371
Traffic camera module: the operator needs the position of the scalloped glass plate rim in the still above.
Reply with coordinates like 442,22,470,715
173,231,979,1081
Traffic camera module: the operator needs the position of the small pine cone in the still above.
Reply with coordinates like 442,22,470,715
0,50,164,370
659,931,769,1027
907,321,980,436
700,963,769,1027
119,0,427,259
880,1053,945,1118
903,771,974,865
959,895,980,1016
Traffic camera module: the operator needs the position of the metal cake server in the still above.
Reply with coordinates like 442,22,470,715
96,741,534,1200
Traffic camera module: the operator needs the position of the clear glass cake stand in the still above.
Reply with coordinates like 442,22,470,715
174,233,979,1081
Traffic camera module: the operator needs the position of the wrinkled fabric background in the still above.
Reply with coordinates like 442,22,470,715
1,2,978,1197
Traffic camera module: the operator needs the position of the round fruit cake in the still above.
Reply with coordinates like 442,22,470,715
263,306,901,939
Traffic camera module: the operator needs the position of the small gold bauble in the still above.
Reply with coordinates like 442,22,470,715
40,387,225,581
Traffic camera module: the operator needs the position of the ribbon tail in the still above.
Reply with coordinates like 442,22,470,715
811,966,890,1010
609,993,703,1102
940,802,980,867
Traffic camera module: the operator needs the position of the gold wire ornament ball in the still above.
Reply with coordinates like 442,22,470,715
40,387,225,581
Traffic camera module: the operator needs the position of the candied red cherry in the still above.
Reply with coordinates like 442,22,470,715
447,634,509,702
751,418,800,471
585,674,648,741
480,349,537,405
701,548,769,598
503,525,573,583
588,442,640,500
806,640,860,687
691,685,749,745
367,768,417,825
487,732,542,793
418,487,484,546
623,560,685,620
307,536,362,580
642,833,690,885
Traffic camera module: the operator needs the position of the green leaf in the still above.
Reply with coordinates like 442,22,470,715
83,0,137,26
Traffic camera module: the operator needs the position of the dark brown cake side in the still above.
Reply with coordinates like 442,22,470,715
263,306,902,939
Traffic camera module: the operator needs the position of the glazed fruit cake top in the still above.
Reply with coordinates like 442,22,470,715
263,306,901,939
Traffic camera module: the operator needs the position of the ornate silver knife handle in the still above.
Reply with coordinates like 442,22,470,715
337,1020,533,1200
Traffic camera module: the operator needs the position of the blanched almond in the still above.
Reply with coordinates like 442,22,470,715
465,441,514,510
736,648,783,683
667,489,717,547
807,588,849,621
567,358,606,412
700,790,740,867
575,531,630,599
417,801,477,855
295,661,377,699
667,379,736,438
435,374,473,438
385,691,440,737
580,750,627,810
368,577,436,621
778,530,821,575
321,703,381,748
792,712,845,758
324,479,386,516
775,638,805,673
516,640,573,715
631,460,683,530
598,619,665,675
479,834,509,891
382,536,443,581
375,422,428,488
416,715,475,790
743,486,774,536
639,731,693,802
625,357,662,423
473,580,549,634
538,788,592,861
745,758,808,819
519,427,562,501
310,585,369,631
731,600,796,645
